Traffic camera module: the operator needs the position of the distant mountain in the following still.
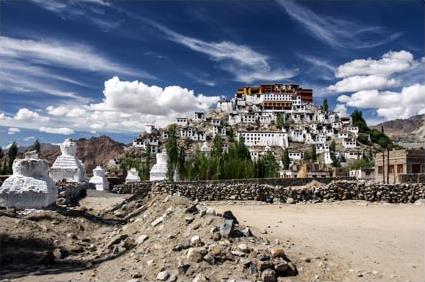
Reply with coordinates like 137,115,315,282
38,136,126,172
372,114,425,144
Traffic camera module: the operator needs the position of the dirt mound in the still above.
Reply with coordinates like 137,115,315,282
1,193,297,281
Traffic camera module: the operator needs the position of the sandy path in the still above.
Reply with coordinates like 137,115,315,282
208,201,425,282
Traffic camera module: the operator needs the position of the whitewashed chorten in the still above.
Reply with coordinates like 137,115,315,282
0,154,58,209
149,152,168,181
125,168,141,183
49,139,87,183
89,166,109,191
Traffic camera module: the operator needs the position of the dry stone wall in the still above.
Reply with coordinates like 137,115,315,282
112,179,425,204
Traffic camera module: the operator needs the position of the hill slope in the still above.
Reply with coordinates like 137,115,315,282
371,114,425,144
39,136,126,172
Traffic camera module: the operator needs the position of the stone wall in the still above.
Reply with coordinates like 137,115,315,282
398,174,425,184
111,179,425,204
56,182,88,206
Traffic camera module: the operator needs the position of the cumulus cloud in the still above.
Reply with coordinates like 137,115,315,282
14,108,49,122
333,104,348,117
330,50,425,121
337,84,425,120
329,75,398,93
39,126,74,135
8,127,21,135
92,77,219,115
335,50,414,78
0,77,220,134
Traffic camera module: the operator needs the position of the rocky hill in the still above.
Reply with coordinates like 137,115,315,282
371,114,425,144
38,136,126,172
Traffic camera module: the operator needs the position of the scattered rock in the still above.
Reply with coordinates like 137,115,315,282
136,234,149,244
220,219,235,237
222,210,239,224
192,273,209,282
270,247,285,258
262,269,277,282
156,270,170,281
206,208,216,216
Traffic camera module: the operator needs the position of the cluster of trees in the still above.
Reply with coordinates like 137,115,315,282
165,124,280,181
120,143,151,180
0,139,41,175
351,110,393,149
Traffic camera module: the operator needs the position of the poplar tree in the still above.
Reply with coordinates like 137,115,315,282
282,148,290,169
322,98,329,112
166,124,178,180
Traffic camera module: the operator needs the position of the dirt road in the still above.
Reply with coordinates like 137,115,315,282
209,201,425,282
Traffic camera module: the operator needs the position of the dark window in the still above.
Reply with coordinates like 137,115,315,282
412,164,421,174
397,164,403,173
378,166,383,174
389,165,394,173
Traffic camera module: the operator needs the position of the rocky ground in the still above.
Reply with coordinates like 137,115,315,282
1,191,298,282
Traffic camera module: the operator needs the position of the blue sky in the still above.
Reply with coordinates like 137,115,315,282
0,0,424,147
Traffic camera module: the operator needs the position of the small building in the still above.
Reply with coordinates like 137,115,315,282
375,149,425,184
176,118,188,126
349,169,374,180
342,138,357,149
288,151,304,161
193,112,206,121
238,131,289,147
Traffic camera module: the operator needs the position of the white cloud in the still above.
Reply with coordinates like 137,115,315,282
40,126,74,135
276,0,402,49
8,127,21,135
331,50,424,122
0,36,151,78
334,104,348,117
151,22,296,83
329,75,398,93
337,84,425,120
0,77,220,134
92,76,219,115
335,50,414,78
23,136,36,141
15,108,43,121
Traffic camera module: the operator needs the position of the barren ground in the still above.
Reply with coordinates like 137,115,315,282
209,201,425,282
2,192,424,282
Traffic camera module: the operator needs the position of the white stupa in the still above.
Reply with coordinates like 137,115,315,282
0,152,58,209
125,168,141,183
149,152,168,181
89,166,109,191
49,139,87,183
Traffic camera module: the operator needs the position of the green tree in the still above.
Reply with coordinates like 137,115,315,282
351,110,369,133
211,134,223,158
228,127,235,143
282,148,290,170
330,140,336,153
166,124,178,180
311,144,317,162
32,139,41,153
260,151,279,178
141,143,151,180
6,142,18,174
322,98,329,112
177,146,186,180
276,113,284,129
